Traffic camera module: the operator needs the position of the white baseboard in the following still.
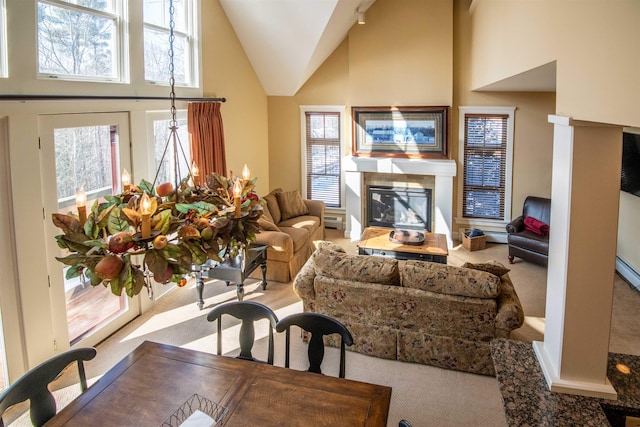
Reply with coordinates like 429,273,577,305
616,256,640,291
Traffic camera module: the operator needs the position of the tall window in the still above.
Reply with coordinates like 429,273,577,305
37,0,125,81
301,107,344,209
458,107,514,224
148,111,190,185
143,0,197,86
0,0,6,78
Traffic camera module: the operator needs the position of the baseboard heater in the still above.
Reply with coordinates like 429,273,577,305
324,215,343,230
616,256,640,292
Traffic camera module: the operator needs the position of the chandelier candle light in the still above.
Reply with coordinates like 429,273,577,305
75,187,87,226
122,169,131,192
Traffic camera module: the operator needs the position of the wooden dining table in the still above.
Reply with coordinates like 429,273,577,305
45,340,392,426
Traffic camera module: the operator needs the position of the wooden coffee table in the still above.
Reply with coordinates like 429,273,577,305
358,226,448,263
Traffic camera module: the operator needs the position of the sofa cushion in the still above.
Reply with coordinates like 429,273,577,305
312,250,399,286
263,188,283,224
314,241,345,253
461,261,510,277
279,215,320,235
399,260,500,299
277,190,309,221
279,226,310,253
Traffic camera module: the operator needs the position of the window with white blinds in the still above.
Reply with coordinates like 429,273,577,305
463,114,508,219
457,106,515,227
302,109,343,208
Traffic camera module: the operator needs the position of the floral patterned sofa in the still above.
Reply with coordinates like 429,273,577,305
293,243,524,375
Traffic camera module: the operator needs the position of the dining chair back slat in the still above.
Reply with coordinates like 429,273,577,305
0,347,97,427
275,312,354,378
206,301,278,364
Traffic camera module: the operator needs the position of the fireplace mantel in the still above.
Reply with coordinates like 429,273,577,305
343,156,457,246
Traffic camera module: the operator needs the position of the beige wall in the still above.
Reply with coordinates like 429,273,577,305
201,1,270,194
469,0,640,128
618,192,640,271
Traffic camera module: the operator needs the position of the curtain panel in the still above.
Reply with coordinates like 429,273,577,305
188,102,227,178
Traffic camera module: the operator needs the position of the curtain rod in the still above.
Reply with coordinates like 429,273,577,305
0,94,226,102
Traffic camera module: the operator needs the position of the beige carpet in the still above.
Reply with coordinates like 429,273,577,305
7,229,640,426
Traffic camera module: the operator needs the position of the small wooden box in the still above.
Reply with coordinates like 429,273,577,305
462,233,487,251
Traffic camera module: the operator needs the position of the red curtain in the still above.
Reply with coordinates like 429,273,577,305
188,102,227,178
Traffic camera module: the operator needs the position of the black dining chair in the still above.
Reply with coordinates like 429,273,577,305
0,347,97,427
275,312,354,378
206,301,279,364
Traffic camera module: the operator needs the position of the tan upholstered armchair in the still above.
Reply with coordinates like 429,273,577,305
252,189,325,282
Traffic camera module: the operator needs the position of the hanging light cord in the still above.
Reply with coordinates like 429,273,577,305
152,0,193,192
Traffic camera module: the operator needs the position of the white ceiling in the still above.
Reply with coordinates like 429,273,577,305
219,0,376,96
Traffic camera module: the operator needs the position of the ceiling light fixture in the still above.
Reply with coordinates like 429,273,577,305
357,10,366,25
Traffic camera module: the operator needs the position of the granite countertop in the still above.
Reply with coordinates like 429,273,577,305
491,339,640,427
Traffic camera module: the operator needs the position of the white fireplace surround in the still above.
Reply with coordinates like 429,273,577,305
343,156,457,247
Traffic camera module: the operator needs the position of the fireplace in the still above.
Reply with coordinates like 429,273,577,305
343,156,457,246
366,185,432,231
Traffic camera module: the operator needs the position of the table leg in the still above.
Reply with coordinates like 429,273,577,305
260,261,267,290
236,282,244,301
195,272,204,310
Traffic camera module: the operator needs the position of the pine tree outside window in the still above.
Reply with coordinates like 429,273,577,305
37,0,125,81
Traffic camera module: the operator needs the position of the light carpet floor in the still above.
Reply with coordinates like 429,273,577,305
7,229,640,426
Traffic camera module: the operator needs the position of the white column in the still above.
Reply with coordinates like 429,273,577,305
533,115,621,399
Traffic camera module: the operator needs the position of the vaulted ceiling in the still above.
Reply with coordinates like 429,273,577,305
218,0,555,96
219,0,376,96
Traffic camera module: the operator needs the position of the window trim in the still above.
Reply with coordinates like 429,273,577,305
456,106,515,228
36,0,128,83
299,105,346,212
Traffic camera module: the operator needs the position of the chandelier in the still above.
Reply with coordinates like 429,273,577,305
51,0,263,298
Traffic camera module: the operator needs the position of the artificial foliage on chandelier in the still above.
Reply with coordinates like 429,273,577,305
52,173,264,297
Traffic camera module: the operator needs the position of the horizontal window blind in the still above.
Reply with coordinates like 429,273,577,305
463,114,508,219
305,112,341,207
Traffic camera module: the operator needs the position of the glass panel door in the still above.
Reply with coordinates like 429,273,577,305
40,113,140,348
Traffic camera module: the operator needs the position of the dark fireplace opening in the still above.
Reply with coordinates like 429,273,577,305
366,185,432,231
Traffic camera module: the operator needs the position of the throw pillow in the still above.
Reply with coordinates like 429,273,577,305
314,241,346,253
524,216,549,236
276,190,309,221
263,188,283,224
258,217,280,232
312,249,399,286
462,261,510,277
400,260,500,299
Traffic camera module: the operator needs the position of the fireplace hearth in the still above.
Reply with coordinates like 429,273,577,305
366,185,432,231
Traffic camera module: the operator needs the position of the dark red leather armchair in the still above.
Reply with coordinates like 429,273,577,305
506,196,551,266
